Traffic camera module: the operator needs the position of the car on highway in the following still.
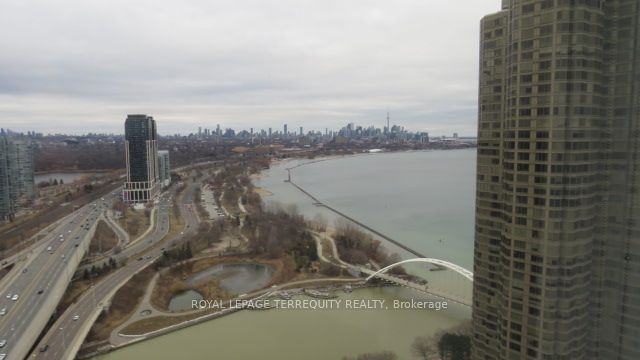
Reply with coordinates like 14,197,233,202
47,246,53,252
0,308,6,316
0,353,5,360
73,314,80,321
22,268,28,274
39,344,49,352
37,289,44,295
5,294,11,299
0,339,6,348
11,294,18,301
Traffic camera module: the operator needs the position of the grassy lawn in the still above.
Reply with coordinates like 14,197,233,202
86,267,156,342
89,220,119,254
120,311,206,336
117,207,150,241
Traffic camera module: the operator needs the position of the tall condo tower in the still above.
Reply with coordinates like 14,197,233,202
0,135,34,221
123,114,159,203
473,1,639,359
157,150,171,188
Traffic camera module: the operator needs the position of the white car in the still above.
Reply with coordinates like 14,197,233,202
0,353,5,360
5,294,11,299
0,339,6,348
73,315,79,321
0,308,6,316
11,294,18,301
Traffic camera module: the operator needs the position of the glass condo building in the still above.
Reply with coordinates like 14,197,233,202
123,114,160,203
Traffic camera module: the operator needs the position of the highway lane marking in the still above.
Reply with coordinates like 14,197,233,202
36,200,190,354
33,192,197,358
0,202,109,353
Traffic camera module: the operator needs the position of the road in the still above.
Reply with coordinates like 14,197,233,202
0,190,122,360
31,179,202,360
0,181,123,260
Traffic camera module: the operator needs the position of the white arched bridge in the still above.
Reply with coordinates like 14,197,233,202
360,258,474,307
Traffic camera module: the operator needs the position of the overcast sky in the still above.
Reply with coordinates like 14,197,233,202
0,0,499,136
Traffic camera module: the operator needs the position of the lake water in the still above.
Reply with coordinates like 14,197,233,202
97,287,469,360
94,149,477,360
257,149,477,269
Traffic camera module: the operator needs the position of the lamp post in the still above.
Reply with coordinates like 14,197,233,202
60,327,66,348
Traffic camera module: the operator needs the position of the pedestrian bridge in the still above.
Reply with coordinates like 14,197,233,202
361,258,474,307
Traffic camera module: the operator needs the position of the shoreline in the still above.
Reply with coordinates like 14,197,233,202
283,147,475,172
84,149,473,358
35,169,116,175
83,279,376,359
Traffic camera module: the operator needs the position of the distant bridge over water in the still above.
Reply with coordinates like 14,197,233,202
362,258,473,307
286,167,474,306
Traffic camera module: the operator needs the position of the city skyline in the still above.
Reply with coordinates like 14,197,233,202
0,0,498,135
0,116,474,138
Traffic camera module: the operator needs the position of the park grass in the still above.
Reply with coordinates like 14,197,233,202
86,267,156,342
117,207,149,241
89,220,118,254
120,311,206,336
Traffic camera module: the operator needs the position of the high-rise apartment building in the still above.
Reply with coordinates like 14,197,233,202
0,135,34,221
123,114,159,203
158,150,171,188
473,1,639,359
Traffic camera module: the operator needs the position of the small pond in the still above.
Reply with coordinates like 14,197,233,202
186,263,275,295
168,290,204,312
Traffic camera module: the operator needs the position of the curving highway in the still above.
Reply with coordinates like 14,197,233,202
0,190,121,360
31,178,202,360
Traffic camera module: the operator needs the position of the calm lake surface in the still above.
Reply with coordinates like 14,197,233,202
258,149,477,269
95,149,477,360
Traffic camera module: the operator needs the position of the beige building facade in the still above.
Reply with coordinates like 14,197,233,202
473,0,639,359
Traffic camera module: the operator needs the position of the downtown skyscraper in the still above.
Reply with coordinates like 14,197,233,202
473,1,639,359
123,114,159,203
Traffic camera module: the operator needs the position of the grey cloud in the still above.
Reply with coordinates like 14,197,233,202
0,0,500,135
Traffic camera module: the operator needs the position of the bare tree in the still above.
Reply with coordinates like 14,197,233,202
411,336,436,360
312,213,328,232
342,351,398,360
